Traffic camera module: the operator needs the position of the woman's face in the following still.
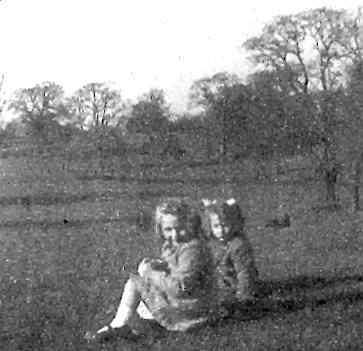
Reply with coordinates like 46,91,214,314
160,214,188,244
209,213,230,240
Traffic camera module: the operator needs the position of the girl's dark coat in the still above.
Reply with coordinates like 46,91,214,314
208,231,258,304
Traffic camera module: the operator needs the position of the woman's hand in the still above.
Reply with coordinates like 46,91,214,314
138,258,152,277
138,258,169,277
149,259,169,272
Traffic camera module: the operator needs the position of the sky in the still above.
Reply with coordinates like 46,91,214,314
0,0,362,119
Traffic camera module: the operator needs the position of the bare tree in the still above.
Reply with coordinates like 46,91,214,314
188,72,242,159
0,74,6,118
244,7,363,207
10,81,67,145
66,83,126,175
344,59,363,210
68,82,123,130
126,88,171,146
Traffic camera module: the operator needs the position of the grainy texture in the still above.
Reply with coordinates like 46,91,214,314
2,155,363,351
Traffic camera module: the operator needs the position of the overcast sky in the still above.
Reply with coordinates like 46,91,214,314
0,0,362,117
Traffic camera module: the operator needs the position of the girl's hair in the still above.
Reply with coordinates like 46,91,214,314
201,198,245,239
154,197,202,241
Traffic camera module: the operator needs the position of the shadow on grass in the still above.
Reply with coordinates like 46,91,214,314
74,170,317,189
0,191,130,207
137,188,187,199
0,215,135,230
0,211,154,232
0,188,185,208
75,172,224,186
224,274,363,323
2,274,363,350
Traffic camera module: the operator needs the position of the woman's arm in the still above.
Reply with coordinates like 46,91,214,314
230,239,257,301
144,241,204,298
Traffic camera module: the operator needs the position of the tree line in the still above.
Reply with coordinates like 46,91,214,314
0,7,363,209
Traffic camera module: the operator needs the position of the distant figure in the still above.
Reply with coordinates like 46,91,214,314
265,213,290,229
135,210,152,231
161,135,186,161
174,148,186,161
87,198,214,343
201,198,259,317
161,146,186,161
18,196,32,213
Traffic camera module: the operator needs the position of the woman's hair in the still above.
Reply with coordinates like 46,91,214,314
154,197,202,241
201,198,245,240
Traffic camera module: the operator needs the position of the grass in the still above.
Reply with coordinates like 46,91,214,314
1,154,363,350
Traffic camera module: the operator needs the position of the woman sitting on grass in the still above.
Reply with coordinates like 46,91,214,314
201,198,259,317
88,198,214,342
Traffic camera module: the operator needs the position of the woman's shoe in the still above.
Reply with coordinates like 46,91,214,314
85,324,140,343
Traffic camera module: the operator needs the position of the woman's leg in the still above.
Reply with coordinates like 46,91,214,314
97,278,141,332
110,278,141,328
136,301,154,320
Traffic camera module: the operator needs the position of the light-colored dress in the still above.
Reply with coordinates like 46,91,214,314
131,238,213,331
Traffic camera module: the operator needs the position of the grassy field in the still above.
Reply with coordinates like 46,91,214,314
1,155,363,351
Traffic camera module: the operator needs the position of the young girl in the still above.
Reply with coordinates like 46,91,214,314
201,198,259,314
88,198,213,342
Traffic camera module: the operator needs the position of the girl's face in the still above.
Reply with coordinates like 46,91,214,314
160,214,188,244
209,213,230,240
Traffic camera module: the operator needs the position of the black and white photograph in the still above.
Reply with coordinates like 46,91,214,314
1,0,363,350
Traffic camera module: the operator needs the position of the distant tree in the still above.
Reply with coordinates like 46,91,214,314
67,82,124,130
170,114,205,133
126,88,171,142
189,72,241,109
247,70,320,156
243,7,363,207
342,8,363,210
10,81,67,144
189,72,243,158
344,59,363,210
3,118,26,137
0,74,8,145
0,74,6,119
208,83,259,158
